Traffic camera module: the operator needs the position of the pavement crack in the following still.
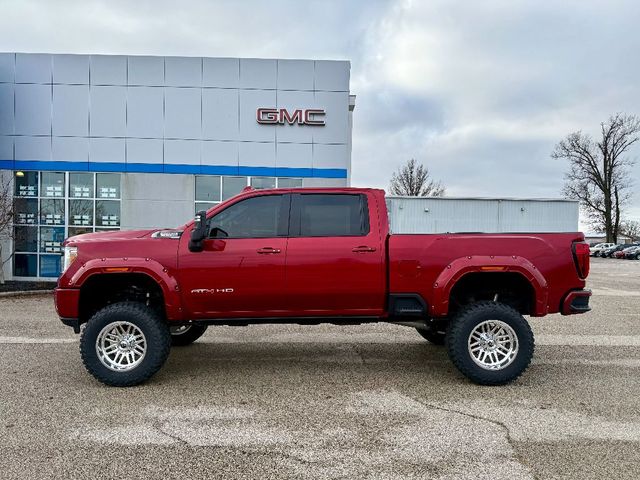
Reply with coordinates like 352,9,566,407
154,422,190,447
406,394,539,480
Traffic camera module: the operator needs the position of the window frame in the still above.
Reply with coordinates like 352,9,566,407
12,170,121,280
207,193,291,240
289,193,370,238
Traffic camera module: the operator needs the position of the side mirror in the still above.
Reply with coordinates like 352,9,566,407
188,210,208,252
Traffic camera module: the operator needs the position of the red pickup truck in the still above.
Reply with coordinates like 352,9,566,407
55,187,591,387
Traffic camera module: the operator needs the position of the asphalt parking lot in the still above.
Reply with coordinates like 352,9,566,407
0,257,639,479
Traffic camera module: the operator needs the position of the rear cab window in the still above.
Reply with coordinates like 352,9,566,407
291,194,369,237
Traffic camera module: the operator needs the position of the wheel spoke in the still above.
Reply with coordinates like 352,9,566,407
96,321,147,372
467,320,519,371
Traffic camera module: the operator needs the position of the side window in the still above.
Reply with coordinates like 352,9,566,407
209,195,286,238
294,194,369,237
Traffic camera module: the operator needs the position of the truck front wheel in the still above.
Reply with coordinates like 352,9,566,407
446,301,534,385
169,324,208,346
80,302,171,387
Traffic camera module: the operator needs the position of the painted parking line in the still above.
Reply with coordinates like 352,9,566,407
591,287,640,297
535,335,640,346
2,334,640,346
0,336,76,344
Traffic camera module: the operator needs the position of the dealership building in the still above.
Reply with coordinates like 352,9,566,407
0,53,355,280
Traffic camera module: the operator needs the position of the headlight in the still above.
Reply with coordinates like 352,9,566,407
62,246,78,273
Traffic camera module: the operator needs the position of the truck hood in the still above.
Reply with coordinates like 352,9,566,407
65,229,167,245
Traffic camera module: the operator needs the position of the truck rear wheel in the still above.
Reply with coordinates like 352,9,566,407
169,324,208,346
80,301,171,387
446,301,534,385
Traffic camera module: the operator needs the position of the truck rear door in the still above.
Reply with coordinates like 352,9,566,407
284,192,385,316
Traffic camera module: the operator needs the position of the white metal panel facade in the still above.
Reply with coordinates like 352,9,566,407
386,197,579,234
0,53,353,280
0,53,352,179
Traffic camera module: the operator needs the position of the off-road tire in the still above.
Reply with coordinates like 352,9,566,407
80,301,171,387
170,324,208,346
446,301,534,386
416,327,446,345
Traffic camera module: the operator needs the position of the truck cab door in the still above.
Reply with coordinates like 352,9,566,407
178,194,290,318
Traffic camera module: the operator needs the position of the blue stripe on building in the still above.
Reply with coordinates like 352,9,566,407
0,160,347,179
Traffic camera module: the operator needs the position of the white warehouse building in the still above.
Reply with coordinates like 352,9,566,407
0,52,355,280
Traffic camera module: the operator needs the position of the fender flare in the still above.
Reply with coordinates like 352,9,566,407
67,257,184,320
430,255,549,317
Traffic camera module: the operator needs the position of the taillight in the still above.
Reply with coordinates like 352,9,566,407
572,241,590,279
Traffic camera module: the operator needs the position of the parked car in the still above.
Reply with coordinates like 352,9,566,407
600,244,626,258
54,187,591,387
590,243,615,256
623,246,640,260
614,244,640,258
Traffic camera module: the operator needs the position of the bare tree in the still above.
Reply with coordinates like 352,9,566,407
552,113,640,243
621,219,640,242
390,159,445,197
0,173,14,284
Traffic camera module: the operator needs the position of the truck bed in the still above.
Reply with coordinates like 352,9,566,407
388,232,586,316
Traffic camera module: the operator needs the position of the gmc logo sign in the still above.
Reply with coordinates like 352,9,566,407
257,108,325,126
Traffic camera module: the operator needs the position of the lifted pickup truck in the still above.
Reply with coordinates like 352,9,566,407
55,187,591,387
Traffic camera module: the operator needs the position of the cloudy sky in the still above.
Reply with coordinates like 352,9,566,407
1,0,639,222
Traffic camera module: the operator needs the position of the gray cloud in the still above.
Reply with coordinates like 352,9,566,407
0,0,638,221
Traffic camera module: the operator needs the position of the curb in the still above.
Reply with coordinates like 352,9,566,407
0,290,54,298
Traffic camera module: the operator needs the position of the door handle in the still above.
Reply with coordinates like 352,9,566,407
257,247,281,254
352,246,376,253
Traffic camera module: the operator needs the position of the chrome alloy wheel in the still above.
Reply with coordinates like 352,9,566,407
169,325,192,335
96,321,147,372
468,320,519,371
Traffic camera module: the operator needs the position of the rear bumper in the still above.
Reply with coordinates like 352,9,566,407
54,288,80,330
561,289,592,315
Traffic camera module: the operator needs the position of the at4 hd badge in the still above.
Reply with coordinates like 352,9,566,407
191,288,235,294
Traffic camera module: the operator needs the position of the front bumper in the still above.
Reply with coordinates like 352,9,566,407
561,289,592,315
54,288,81,331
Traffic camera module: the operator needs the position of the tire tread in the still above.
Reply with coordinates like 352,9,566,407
80,301,171,387
446,301,534,386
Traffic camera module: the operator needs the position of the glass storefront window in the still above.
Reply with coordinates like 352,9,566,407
39,255,62,277
222,176,247,200
277,178,303,188
70,173,94,198
251,177,276,190
96,173,121,199
195,176,221,202
69,200,94,226
14,171,38,197
40,199,65,225
40,227,65,254
14,254,37,277
14,198,38,225
11,171,122,278
14,226,38,252
195,202,217,214
41,172,65,197
96,200,120,227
